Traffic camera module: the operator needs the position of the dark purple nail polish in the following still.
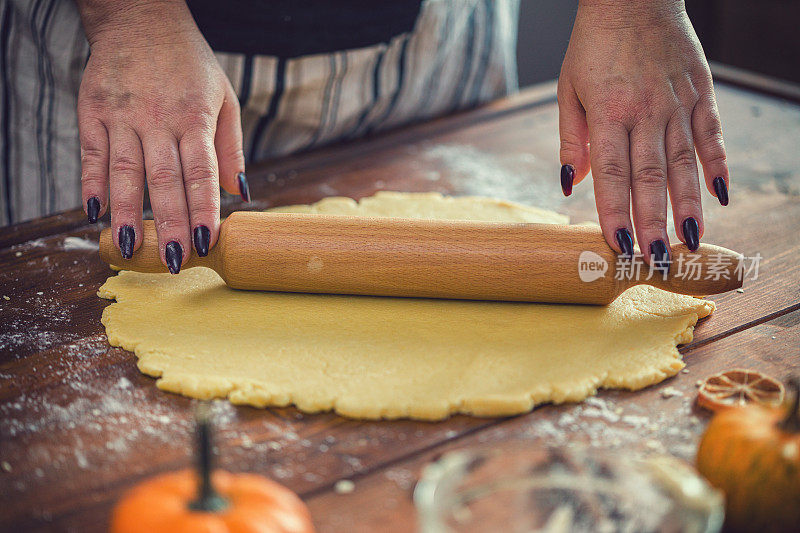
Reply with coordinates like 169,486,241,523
615,228,634,257
87,197,100,224
237,172,250,203
165,241,183,274
713,177,728,206
649,239,671,275
560,164,574,197
682,217,700,252
193,226,210,257
118,225,134,259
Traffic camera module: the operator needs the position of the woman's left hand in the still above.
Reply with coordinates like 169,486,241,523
557,0,730,267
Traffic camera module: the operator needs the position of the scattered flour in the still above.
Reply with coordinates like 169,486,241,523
61,236,99,251
660,387,683,399
334,479,355,494
383,468,415,490
521,393,702,460
421,143,564,207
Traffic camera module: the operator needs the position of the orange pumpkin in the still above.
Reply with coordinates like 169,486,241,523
696,378,800,533
112,404,314,533
111,469,315,533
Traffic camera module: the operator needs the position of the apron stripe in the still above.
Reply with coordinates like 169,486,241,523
416,8,450,120
247,56,286,162
0,1,13,224
347,46,385,139
43,0,57,212
238,54,254,108
449,5,477,112
325,51,348,140
468,0,494,106
32,0,57,215
304,53,338,149
366,33,410,134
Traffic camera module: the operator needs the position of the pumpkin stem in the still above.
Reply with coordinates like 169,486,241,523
189,402,229,512
779,377,800,433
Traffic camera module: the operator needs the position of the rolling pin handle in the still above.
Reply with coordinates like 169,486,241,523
634,243,744,297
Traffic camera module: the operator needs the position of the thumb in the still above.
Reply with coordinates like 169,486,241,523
557,80,590,196
215,84,246,196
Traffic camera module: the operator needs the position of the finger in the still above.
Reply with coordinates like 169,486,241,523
629,121,670,271
665,111,703,251
558,81,590,196
78,114,109,223
179,128,220,257
692,91,729,205
587,117,634,256
141,131,191,274
215,84,247,198
108,126,145,259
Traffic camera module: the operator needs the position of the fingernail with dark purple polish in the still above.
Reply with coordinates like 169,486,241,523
560,164,574,196
87,197,100,224
118,225,134,259
713,177,728,206
615,228,634,257
165,241,182,275
193,225,210,257
237,172,251,203
682,217,700,252
649,239,671,274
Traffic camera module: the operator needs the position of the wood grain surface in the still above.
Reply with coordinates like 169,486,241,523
1,78,799,533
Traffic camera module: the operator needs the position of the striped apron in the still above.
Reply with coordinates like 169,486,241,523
0,0,520,225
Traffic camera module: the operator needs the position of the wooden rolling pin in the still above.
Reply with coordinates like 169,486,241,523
99,212,743,304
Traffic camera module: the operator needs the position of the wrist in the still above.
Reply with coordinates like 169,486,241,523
577,0,686,27
76,0,198,47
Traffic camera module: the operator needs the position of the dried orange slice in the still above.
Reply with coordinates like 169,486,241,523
697,369,784,412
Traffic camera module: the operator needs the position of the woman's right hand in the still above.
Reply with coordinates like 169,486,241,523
77,0,247,273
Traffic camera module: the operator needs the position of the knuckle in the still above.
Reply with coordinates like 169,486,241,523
190,205,219,222
148,166,179,189
704,153,728,168
184,114,216,134
110,156,142,176
560,130,586,151
674,188,702,208
667,147,697,169
80,170,105,186
179,102,217,127
155,214,189,232
635,167,667,188
598,204,630,222
111,199,138,214
596,93,638,124
699,127,724,149
595,160,629,183
143,102,170,125
81,146,106,164
79,86,111,110
80,175,105,189
598,103,630,125
222,146,245,164
182,163,216,186
638,214,668,232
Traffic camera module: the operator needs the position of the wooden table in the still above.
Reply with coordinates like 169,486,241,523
2,75,799,532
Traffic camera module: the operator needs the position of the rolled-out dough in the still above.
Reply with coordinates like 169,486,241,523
98,192,714,420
